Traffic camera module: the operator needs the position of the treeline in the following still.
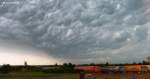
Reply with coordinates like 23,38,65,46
0,63,77,74
42,63,76,73
0,61,150,74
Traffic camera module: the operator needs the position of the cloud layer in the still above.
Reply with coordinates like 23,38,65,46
0,0,150,63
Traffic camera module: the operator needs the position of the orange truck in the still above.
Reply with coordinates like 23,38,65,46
141,65,150,72
75,65,150,73
124,65,141,73
119,65,150,73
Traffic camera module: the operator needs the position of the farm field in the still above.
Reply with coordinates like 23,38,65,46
0,73,150,79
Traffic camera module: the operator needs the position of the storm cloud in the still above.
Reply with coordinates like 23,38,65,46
0,0,150,63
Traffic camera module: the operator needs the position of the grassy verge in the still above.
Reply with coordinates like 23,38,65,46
0,72,78,79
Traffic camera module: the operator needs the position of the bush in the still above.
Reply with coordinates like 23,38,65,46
0,64,11,74
43,63,77,73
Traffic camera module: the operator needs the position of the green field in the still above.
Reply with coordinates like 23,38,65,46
0,73,78,79
0,73,150,79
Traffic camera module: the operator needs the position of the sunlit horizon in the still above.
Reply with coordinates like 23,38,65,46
0,44,62,65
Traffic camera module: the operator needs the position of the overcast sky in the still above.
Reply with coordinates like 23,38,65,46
0,0,150,64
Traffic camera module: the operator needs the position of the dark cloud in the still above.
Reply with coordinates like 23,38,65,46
136,27,148,41
0,0,150,63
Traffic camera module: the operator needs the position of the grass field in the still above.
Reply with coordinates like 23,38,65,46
0,73,78,79
0,73,150,79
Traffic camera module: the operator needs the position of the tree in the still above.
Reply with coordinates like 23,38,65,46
24,61,28,67
142,60,149,65
54,63,58,67
105,62,109,66
61,63,76,73
0,64,11,74
132,62,137,65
